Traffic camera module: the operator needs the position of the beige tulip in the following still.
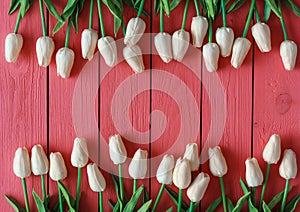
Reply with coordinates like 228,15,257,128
208,146,228,177
81,28,98,61
71,137,89,168
245,158,263,187
56,47,75,78
109,134,127,165
172,29,190,61
156,154,175,185
251,22,271,53
154,32,173,63
13,147,31,178
5,33,23,63
123,45,145,73
280,40,297,71
216,27,234,57
173,158,191,189
128,149,148,179
124,17,146,46
87,163,106,192
49,152,67,181
183,143,199,171
191,16,208,48
231,37,251,69
31,144,49,175
187,172,210,202
36,36,55,67
98,36,117,67
203,43,220,72
279,149,297,180
263,134,281,164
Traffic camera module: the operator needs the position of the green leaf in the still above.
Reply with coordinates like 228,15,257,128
170,0,181,10
52,20,66,35
283,0,300,17
70,5,79,32
20,0,34,18
32,190,47,212
166,207,173,212
262,201,271,212
137,200,152,212
205,197,222,212
57,181,76,212
108,199,116,209
205,0,215,19
285,194,300,212
232,192,251,212
263,1,271,22
165,186,189,211
8,0,20,15
113,201,120,212
52,196,65,212
227,0,247,13
123,186,144,212
265,0,281,17
43,0,63,21
142,187,149,204
103,0,122,20
268,186,292,210
239,179,249,194
114,15,122,37
162,0,171,16
4,195,26,212
154,0,159,14
61,0,78,20
227,197,234,211
248,197,258,212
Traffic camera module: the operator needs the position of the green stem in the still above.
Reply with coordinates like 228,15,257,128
152,184,165,212
278,0,288,40
189,201,195,212
89,0,94,29
75,168,82,212
97,0,106,37
14,10,22,34
242,0,255,38
118,164,125,201
251,187,257,207
39,0,47,36
159,2,164,33
208,18,213,43
99,191,103,212
219,177,227,212
280,179,290,212
137,0,146,18
181,0,190,29
58,181,63,212
260,164,271,209
255,6,261,23
122,21,126,36
221,0,227,27
194,0,200,16
133,178,137,194
22,178,30,212
65,20,71,48
41,175,47,201
177,189,183,212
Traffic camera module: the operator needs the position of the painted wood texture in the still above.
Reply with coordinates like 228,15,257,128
1,1,300,212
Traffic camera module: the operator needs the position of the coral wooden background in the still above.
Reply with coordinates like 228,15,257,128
1,0,300,211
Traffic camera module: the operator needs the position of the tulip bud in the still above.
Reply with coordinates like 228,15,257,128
263,134,281,164
13,147,31,178
98,36,117,67
124,17,146,47
128,149,148,179
81,28,98,61
123,45,145,73
56,47,75,78
5,33,23,63
208,146,228,177
245,158,263,187
183,143,199,171
109,134,127,165
87,163,106,192
71,137,89,168
216,27,234,57
36,36,55,67
251,22,271,53
280,40,297,71
156,154,175,185
231,37,251,69
49,152,67,181
203,43,220,72
154,32,173,63
31,145,49,175
173,158,191,189
279,149,297,180
172,29,190,61
187,172,210,202
191,16,208,48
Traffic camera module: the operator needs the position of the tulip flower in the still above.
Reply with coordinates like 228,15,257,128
245,157,263,187
5,33,23,63
154,32,173,63
280,40,297,71
216,27,234,57
123,45,145,73
81,28,98,61
279,149,297,212
172,29,190,62
251,22,271,53
124,17,146,47
13,147,31,212
98,36,117,67
36,36,55,67
203,43,220,72
56,47,75,78
183,143,199,172
231,37,251,69
191,16,208,48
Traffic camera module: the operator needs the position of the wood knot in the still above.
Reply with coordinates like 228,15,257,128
275,93,292,114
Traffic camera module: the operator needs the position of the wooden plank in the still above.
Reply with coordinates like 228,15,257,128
0,2,47,211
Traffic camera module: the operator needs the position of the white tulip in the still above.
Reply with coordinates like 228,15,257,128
172,29,190,61
216,27,234,57
49,152,67,181
183,143,199,171
13,147,31,178
251,22,271,53
208,146,228,177
56,47,75,78
263,134,281,164
123,45,145,73
280,40,297,71
36,36,55,67
231,37,251,69
98,36,117,67
173,158,191,189
81,28,98,61
31,144,49,175
128,149,148,179
203,43,220,72
187,172,210,202
5,33,23,63
154,32,173,63
71,137,89,168
191,16,208,48
279,149,297,180
124,17,146,46
109,134,127,165
87,163,106,192
156,154,175,185
245,158,263,187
